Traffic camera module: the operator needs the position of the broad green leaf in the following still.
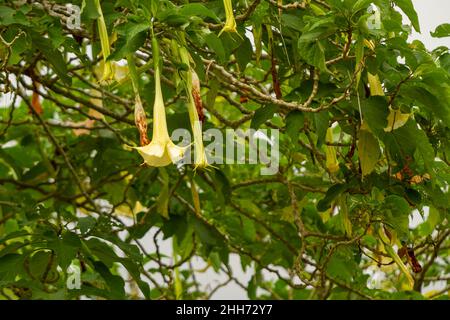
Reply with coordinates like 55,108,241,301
361,96,389,137
251,104,279,129
358,127,381,177
393,0,420,32
93,260,126,299
313,111,329,147
235,36,253,71
204,33,226,63
30,32,71,85
431,23,450,38
298,40,329,72
285,111,304,142
382,195,410,240
317,184,347,212
400,86,449,124
180,3,220,22
109,22,149,60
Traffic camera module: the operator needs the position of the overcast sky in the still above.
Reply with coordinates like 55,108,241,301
410,0,450,48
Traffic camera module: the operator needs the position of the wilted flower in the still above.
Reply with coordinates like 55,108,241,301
190,71,208,168
178,46,209,169
134,94,150,146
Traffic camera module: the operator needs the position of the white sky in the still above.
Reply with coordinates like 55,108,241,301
410,0,450,48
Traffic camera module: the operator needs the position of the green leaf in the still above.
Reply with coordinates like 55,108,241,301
314,111,329,147
251,104,279,129
179,3,220,22
358,129,381,177
281,14,305,32
0,253,22,273
383,120,435,172
241,217,257,242
204,33,226,63
382,195,410,240
0,5,30,26
212,168,231,206
78,216,96,234
361,96,389,137
393,0,420,32
81,0,100,20
337,195,352,236
109,22,149,60
285,111,304,142
431,23,450,38
361,234,378,247
352,0,373,12
192,217,225,248
317,184,347,212
235,36,253,71
84,238,120,267
206,79,219,108
55,232,81,270
326,247,357,282
298,40,329,72
400,86,449,124
30,32,71,85
92,260,126,299
418,206,442,237
29,250,54,279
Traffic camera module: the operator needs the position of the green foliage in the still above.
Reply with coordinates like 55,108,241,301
0,0,449,301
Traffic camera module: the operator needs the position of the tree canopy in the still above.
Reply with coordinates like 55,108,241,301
0,0,449,300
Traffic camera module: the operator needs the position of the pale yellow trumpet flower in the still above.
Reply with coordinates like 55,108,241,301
135,41,187,166
218,0,240,37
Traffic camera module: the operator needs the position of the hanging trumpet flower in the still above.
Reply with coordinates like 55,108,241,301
218,0,241,38
94,0,115,84
179,46,209,169
134,35,187,167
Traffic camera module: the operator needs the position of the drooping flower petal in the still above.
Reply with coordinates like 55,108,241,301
135,142,172,167
218,0,241,38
